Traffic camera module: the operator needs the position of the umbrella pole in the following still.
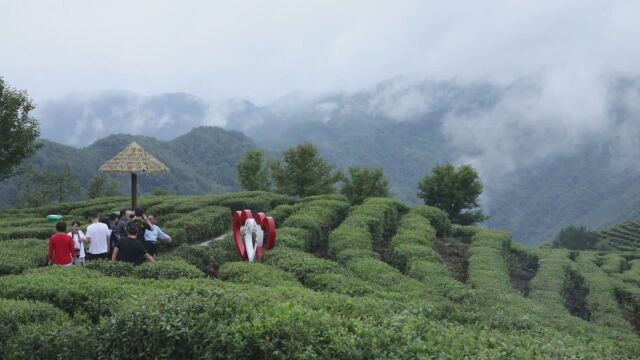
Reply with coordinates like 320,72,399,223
131,172,137,209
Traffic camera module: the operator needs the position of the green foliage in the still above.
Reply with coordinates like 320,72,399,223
164,206,229,246
553,225,600,250
0,78,41,180
171,239,239,273
275,196,350,252
17,164,84,207
269,203,299,225
261,247,341,281
0,238,48,274
237,149,271,191
0,224,54,241
412,205,451,237
85,259,204,279
0,299,69,356
417,163,486,225
340,166,390,205
328,197,401,257
135,260,204,279
2,192,640,358
87,173,120,198
219,262,300,286
6,322,94,360
270,143,341,197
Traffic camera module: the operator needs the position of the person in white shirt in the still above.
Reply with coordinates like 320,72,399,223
143,214,171,257
85,214,110,261
67,221,87,265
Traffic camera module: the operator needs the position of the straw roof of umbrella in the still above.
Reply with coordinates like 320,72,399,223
99,142,169,174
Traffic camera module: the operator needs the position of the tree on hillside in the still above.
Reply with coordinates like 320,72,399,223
552,225,600,250
17,164,84,207
0,78,41,180
340,166,390,205
270,143,341,197
417,163,487,225
237,149,271,191
88,173,120,199
51,164,84,203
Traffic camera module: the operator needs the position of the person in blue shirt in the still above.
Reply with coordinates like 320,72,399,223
143,214,171,257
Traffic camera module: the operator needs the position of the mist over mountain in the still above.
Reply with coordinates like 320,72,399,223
36,91,220,147
29,75,640,243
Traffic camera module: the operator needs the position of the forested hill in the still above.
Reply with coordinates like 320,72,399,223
0,126,256,208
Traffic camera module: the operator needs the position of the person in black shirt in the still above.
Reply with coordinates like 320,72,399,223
111,224,155,265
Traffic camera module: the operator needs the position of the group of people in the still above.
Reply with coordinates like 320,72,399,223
47,207,172,267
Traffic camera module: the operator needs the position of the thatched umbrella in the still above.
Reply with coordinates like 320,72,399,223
99,142,169,209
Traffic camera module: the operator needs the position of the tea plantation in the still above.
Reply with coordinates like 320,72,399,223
1,192,639,359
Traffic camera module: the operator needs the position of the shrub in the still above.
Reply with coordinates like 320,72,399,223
219,262,300,287
86,259,204,279
261,247,341,281
328,197,401,258
450,225,481,242
5,322,94,360
85,259,135,276
552,225,600,250
0,299,69,356
0,238,48,275
219,193,293,212
269,204,299,225
282,200,350,251
304,273,379,297
133,259,205,279
164,206,229,245
275,227,312,250
0,225,55,241
172,240,239,274
413,205,451,237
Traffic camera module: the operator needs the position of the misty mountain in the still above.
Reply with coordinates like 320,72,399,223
220,76,640,244
29,76,640,244
35,91,216,147
0,126,255,208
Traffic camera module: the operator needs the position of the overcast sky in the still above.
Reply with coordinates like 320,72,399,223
1,1,639,104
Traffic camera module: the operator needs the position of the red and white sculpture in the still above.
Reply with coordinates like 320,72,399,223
232,210,276,262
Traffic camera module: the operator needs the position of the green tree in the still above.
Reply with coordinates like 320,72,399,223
552,225,600,250
0,78,41,180
270,143,340,197
237,149,271,191
88,173,120,199
17,164,84,207
417,163,486,225
340,166,390,205
17,167,55,207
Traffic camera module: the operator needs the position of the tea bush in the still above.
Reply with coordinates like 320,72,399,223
219,261,300,287
0,238,48,275
0,299,69,356
328,197,401,257
412,205,451,237
164,205,229,245
85,259,204,279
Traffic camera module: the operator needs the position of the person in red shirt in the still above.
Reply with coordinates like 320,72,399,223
48,221,76,266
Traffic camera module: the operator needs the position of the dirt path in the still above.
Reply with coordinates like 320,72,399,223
434,238,469,283
616,291,640,336
197,232,229,247
562,269,591,321
508,249,539,297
